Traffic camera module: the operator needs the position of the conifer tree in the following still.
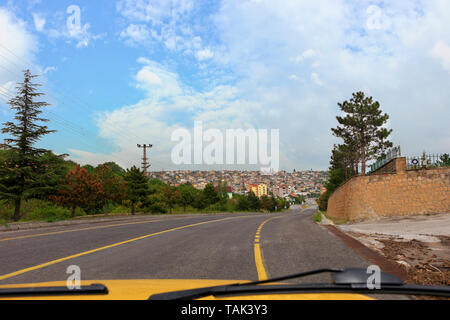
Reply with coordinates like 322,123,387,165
332,91,393,174
0,70,55,221
124,166,149,214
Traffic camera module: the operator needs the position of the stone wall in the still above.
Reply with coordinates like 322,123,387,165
327,158,450,222
371,157,406,174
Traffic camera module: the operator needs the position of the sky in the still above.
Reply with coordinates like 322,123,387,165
0,0,449,171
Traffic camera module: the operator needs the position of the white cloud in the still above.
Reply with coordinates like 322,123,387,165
195,48,214,61
208,0,450,168
32,12,45,32
431,41,450,74
134,58,183,98
0,7,38,108
117,0,213,61
75,57,260,169
294,49,318,63
119,24,153,45
69,23,105,48
78,1,450,170
311,72,324,87
116,0,194,25
42,66,57,74
136,68,162,85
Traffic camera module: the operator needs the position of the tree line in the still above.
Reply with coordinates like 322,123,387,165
0,70,289,222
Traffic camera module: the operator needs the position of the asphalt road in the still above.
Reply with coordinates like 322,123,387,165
0,206,370,285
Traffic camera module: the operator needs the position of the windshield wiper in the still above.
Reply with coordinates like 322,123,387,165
0,284,108,298
148,268,450,300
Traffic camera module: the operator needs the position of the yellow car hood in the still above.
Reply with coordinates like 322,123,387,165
0,279,373,300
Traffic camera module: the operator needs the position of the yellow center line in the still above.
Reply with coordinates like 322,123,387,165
0,217,194,242
253,215,284,281
0,215,250,282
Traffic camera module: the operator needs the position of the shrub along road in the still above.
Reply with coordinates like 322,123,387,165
0,207,370,286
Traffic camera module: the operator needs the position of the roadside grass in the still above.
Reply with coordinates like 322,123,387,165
322,213,349,225
313,210,349,225
0,199,86,223
0,218,8,227
0,200,287,225
313,211,322,223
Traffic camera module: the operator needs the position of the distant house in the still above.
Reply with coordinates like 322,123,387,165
214,185,233,199
273,184,294,198
247,183,268,198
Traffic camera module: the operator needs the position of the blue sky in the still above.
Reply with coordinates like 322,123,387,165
0,0,449,171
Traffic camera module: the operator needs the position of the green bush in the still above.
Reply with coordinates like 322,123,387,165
0,200,14,220
0,199,86,222
313,211,322,223
317,191,330,211
108,204,130,214
22,204,86,222
147,202,168,214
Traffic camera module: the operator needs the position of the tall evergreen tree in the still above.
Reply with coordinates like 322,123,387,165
330,143,359,180
178,184,196,213
0,70,55,221
332,91,393,174
124,166,149,215
202,183,219,208
247,191,261,211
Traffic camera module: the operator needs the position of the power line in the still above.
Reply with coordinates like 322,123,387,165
0,78,167,170
0,88,134,167
0,45,169,169
0,44,150,145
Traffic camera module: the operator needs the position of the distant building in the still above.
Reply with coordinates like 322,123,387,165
248,183,268,198
273,184,294,198
214,185,233,199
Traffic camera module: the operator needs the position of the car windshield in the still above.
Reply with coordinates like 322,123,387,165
0,0,448,304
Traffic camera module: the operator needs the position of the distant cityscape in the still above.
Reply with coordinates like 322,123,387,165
148,170,328,199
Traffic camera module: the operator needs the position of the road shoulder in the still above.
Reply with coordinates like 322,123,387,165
323,213,450,297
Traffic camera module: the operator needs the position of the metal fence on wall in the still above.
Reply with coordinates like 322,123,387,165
406,153,449,169
368,146,402,173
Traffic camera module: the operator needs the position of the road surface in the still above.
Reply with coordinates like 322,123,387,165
0,206,370,285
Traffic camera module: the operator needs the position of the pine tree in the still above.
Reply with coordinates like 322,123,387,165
124,166,149,215
202,183,219,208
332,91,393,175
0,70,55,221
247,191,261,211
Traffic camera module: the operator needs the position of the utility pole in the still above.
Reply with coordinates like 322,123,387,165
137,144,153,176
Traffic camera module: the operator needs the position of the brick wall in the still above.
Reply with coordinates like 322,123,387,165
327,159,450,222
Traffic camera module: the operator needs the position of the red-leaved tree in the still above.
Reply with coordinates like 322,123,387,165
52,165,104,217
94,164,127,215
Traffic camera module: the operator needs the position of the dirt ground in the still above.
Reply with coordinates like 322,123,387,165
344,230,449,299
